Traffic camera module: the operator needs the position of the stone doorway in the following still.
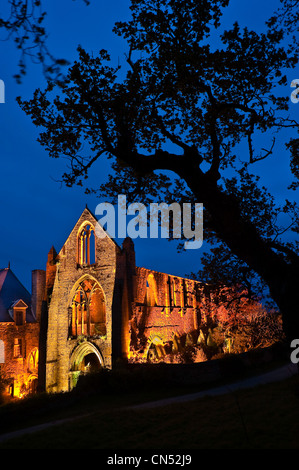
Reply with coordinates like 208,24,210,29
69,341,103,389
79,352,101,373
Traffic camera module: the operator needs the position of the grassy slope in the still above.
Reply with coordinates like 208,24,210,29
1,372,299,449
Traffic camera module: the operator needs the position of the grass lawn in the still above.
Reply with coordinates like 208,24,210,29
1,372,299,449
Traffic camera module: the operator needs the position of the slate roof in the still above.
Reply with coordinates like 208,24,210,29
0,267,35,323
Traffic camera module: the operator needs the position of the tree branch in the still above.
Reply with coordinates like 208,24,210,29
270,240,299,265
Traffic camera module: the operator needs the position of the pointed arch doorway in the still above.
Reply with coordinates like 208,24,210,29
69,341,103,389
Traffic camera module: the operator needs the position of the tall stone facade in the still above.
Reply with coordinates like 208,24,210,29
43,207,127,392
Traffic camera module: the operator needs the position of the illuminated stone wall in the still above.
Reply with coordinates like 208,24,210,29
39,208,279,393
128,267,204,362
1,209,279,398
42,208,234,392
43,207,211,391
44,207,127,393
0,322,39,398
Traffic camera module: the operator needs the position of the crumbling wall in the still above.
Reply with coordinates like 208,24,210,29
129,267,204,362
0,322,40,399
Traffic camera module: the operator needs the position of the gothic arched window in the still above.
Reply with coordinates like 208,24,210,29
28,348,39,373
78,224,96,265
70,279,106,337
145,273,158,307
167,276,176,307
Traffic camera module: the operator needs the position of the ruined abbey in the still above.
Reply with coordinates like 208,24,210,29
0,206,278,399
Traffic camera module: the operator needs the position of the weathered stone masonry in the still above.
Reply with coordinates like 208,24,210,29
44,208,123,392
42,207,209,392
1,206,275,397
0,268,40,398
129,267,203,361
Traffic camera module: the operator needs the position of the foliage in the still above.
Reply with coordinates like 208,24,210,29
0,0,89,83
196,284,284,355
267,0,299,35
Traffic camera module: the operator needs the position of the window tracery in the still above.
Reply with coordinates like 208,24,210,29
78,224,96,265
70,279,106,337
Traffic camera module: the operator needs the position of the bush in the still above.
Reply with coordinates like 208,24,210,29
73,363,176,397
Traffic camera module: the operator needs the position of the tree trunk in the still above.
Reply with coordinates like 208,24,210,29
182,167,299,352
269,271,299,346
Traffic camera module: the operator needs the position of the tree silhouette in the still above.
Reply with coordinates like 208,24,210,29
17,0,299,347
0,0,89,83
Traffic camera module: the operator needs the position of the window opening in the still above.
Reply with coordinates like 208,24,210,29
70,279,106,337
78,224,96,265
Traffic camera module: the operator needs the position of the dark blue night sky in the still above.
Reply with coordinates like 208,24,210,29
0,0,297,292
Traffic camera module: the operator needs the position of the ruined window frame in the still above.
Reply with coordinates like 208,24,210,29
77,223,96,266
145,273,158,307
70,278,106,338
13,338,22,358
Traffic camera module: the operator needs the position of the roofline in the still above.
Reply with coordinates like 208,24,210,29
0,266,31,296
135,265,204,284
56,204,123,258
85,205,122,251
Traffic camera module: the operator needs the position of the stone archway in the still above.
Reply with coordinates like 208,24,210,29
69,341,103,389
146,336,166,362
27,374,38,395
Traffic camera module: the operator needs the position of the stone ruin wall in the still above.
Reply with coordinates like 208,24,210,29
0,322,39,398
128,266,205,362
